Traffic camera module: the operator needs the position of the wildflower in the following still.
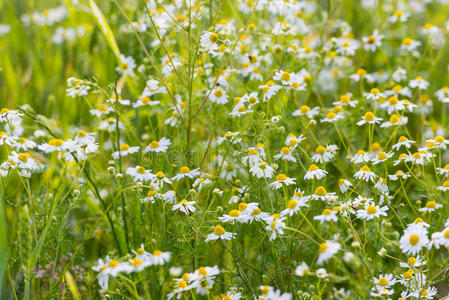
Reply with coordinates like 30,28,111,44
0,108,23,125
304,164,327,180
89,104,113,117
200,31,219,51
392,136,415,150
295,262,309,276
356,112,382,126
436,180,449,191
372,274,396,289
274,147,296,162
116,54,136,76
354,165,378,182
205,225,237,242
265,214,286,241
380,114,408,128
388,170,410,181
13,137,37,151
365,88,385,101
38,138,68,153
66,77,90,97
171,166,200,181
281,199,304,217
311,145,338,163
399,226,429,255
250,161,275,178
0,131,18,146
333,94,358,107
217,131,241,145
218,209,249,224
362,30,383,52
292,105,320,119
350,150,371,164
401,37,421,52
372,151,393,164
316,268,328,278
409,76,429,90
285,133,305,148
268,173,296,189
313,208,338,224
126,166,154,182
317,240,341,265
209,87,228,104
112,143,140,159
144,137,171,153
192,177,212,191
172,199,196,214
356,203,388,220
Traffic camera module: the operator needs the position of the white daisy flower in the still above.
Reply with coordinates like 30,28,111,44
205,224,237,242
172,199,196,214
126,166,154,182
268,174,296,190
313,208,338,224
171,166,200,181
144,137,171,153
304,164,327,180
399,226,429,255
354,165,378,182
317,240,341,265
356,203,388,220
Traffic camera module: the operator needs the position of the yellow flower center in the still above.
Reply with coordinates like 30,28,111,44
322,209,332,215
407,257,417,266
287,200,298,209
378,278,388,286
377,152,387,160
213,225,226,235
136,166,146,174
360,165,371,172
248,148,258,155
425,201,436,208
177,280,187,289
18,153,29,162
153,250,162,256
443,230,449,239
108,260,119,267
150,140,160,148
214,89,223,97
409,234,419,246
364,112,375,122
137,248,145,255
180,166,190,174
48,139,64,147
229,209,240,217
141,97,150,104
209,33,218,43
315,186,327,196
366,206,377,214
131,258,143,267
318,242,328,253
276,174,287,181
120,143,130,151
308,164,319,171
238,203,247,211
280,72,291,81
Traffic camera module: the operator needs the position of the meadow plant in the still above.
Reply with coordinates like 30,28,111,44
2,0,449,299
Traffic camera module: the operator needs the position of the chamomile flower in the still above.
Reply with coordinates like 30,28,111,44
192,177,211,191
350,150,371,164
418,201,442,213
144,137,171,153
372,274,396,289
205,225,237,242
66,77,90,97
392,136,415,150
217,131,241,145
171,166,200,181
265,215,286,241
436,180,449,191
399,227,429,255
172,199,196,214
317,240,341,265
372,151,393,164
409,76,429,90
365,88,385,101
116,54,136,77
311,145,338,163
250,161,275,178
388,170,410,181
313,208,338,224
0,108,23,125
126,166,154,182
112,143,140,159
380,114,408,128
38,138,68,153
89,104,113,117
337,178,352,193
401,37,421,52
268,173,296,189
356,203,388,220
333,94,358,107
0,132,18,146
437,164,449,177
354,165,378,182
219,209,249,224
281,199,304,217
304,164,327,180
200,31,219,51
209,87,228,104
356,112,382,126
362,30,383,52
274,147,296,162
